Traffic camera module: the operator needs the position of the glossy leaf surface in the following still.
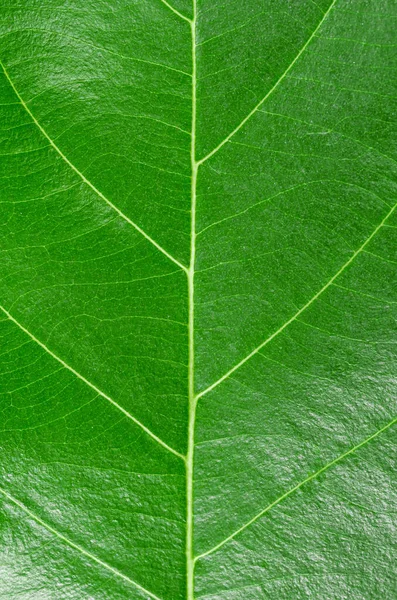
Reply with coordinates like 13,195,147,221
0,1,396,598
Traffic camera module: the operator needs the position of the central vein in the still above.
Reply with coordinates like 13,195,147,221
186,2,197,599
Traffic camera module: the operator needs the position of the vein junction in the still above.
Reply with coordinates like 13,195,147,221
195,0,338,165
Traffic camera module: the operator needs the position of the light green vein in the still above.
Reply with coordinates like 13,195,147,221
196,0,338,165
159,0,192,23
0,58,187,272
0,486,164,600
186,2,198,598
196,201,396,399
0,305,185,461
195,416,397,560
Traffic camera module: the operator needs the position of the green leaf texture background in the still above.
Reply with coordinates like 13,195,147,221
0,0,396,598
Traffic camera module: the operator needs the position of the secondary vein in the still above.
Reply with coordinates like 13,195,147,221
0,305,185,460
196,0,338,165
0,58,187,273
196,201,397,400
158,0,192,23
195,416,397,560
0,486,165,600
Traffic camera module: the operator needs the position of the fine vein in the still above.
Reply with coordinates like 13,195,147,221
196,416,397,560
0,59,186,273
196,201,396,400
0,305,184,460
0,486,164,600
197,0,338,165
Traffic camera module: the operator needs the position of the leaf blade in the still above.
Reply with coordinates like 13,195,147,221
0,0,396,598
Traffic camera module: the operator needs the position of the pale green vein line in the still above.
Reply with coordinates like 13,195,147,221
196,0,338,165
186,2,197,598
0,59,187,273
0,487,164,600
196,201,396,400
159,0,192,23
195,416,397,560
0,305,185,461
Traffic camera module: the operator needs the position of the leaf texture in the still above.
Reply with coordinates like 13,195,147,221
0,0,396,598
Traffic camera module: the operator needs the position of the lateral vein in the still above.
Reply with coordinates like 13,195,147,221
196,0,338,165
195,416,397,560
0,59,187,273
158,0,192,23
0,305,185,460
0,486,165,600
196,201,396,399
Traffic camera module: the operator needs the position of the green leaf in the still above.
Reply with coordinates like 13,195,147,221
0,0,396,598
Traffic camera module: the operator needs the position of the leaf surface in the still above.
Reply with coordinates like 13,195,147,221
0,1,396,598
